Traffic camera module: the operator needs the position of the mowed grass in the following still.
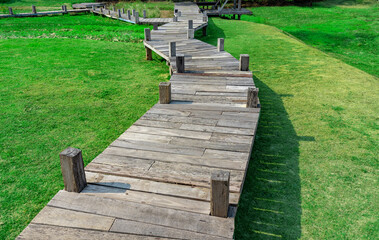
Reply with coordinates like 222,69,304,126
0,15,169,239
0,0,94,13
198,18,378,239
242,0,379,77
115,1,174,18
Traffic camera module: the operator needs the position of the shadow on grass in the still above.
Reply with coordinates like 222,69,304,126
235,77,303,239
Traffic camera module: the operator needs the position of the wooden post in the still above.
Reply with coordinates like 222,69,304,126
91,5,95,12
145,47,152,61
135,12,139,24
210,171,230,218
247,87,259,108
203,15,207,22
203,26,207,36
187,29,194,39
176,54,185,73
169,42,176,58
239,54,249,71
238,14,241,20
127,10,131,19
8,7,13,15
59,147,87,193
63,5,67,13
118,9,121,18
100,7,103,14
144,28,151,41
217,38,224,52
234,0,237,8
238,0,242,10
159,82,171,104
174,9,178,14
122,8,125,14
173,16,178,22
132,9,136,16
153,23,158,30
188,20,193,29
32,5,36,14
178,11,181,17
113,6,116,11
143,9,146,18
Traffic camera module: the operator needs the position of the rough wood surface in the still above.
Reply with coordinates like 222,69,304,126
59,147,87,193
211,171,230,217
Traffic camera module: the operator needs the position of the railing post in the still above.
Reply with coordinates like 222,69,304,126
135,12,139,24
59,147,87,193
210,171,230,218
118,9,121,18
112,6,116,11
176,54,185,73
239,54,249,71
217,38,224,52
173,16,178,22
8,7,13,15
122,8,125,14
144,28,151,41
203,15,208,22
187,29,194,39
153,23,158,30
188,20,193,29
143,9,146,18
127,9,131,19
91,5,95,12
159,82,171,104
132,9,136,16
247,87,259,108
169,42,176,58
32,5,36,14
178,11,181,17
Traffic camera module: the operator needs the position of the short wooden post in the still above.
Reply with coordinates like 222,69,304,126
135,12,139,24
153,23,158,30
8,7,13,15
247,87,259,108
187,29,194,39
107,9,110,15
203,15,207,22
188,20,193,29
91,5,95,12
217,38,224,52
100,7,104,14
159,82,171,104
117,9,121,17
169,42,176,58
127,9,131,19
122,8,125,14
143,9,146,18
63,5,68,13
176,54,185,73
144,28,151,41
132,9,136,16
239,54,249,71
178,11,181,17
113,6,116,11
59,147,87,193
32,5,36,14
210,171,230,218
145,47,152,61
174,9,178,14
173,16,178,22
202,26,207,36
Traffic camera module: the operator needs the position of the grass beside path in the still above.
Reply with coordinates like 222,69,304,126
199,18,378,239
242,0,379,77
0,18,169,239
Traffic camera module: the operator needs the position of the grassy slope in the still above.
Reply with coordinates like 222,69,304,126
199,18,378,239
242,0,379,77
0,15,169,239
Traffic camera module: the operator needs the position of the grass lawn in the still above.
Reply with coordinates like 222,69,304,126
198,18,378,239
0,15,169,240
241,0,379,77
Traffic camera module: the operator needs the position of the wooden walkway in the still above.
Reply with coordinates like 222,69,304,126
17,2,260,239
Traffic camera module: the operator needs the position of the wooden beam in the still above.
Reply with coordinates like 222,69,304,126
210,171,230,218
144,28,151,41
239,54,249,71
176,54,185,73
59,147,87,193
169,42,176,58
247,87,259,108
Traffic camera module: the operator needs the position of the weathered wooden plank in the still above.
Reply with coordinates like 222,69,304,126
31,206,115,231
48,191,235,238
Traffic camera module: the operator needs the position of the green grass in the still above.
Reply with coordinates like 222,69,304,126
198,18,378,239
116,1,174,18
0,15,169,240
0,0,94,13
240,0,379,77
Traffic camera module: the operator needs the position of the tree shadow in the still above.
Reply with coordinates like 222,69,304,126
235,76,302,239
195,17,226,45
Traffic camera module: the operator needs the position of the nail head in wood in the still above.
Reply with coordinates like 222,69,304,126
169,42,176,58
217,38,224,52
239,54,249,71
247,87,259,108
59,147,87,193
144,28,151,41
176,54,185,73
159,82,171,104
210,171,230,218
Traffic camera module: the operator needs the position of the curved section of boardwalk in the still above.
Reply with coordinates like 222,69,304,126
18,3,260,239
